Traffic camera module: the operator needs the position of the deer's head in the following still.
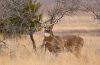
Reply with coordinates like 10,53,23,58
43,24,54,37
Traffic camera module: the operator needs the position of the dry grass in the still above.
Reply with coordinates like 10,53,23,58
0,15,100,65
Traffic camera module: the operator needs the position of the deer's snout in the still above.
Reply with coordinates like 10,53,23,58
45,30,50,32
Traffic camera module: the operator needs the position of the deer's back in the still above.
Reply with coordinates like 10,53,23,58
54,35,84,48
65,35,83,45
54,35,83,43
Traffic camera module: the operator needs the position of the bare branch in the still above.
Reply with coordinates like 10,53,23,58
42,0,80,27
82,0,100,21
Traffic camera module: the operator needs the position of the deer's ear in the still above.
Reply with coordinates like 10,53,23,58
50,24,54,29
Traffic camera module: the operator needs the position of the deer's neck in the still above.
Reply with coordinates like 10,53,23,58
44,31,54,42
45,34,54,39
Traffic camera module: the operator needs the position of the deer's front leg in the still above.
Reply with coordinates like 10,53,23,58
40,39,46,52
41,40,45,48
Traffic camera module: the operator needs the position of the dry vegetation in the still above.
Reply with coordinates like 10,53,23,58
0,15,100,65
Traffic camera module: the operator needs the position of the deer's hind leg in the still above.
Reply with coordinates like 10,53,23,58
72,45,81,58
64,41,83,58
73,40,84,58
64,40,73,52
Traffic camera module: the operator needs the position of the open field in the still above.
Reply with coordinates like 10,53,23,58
0,15,100,65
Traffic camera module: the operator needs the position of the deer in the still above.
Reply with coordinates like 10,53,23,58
41,24,84,57
40,1,84,57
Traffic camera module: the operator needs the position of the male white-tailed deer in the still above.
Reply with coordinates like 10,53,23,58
41,24,84,57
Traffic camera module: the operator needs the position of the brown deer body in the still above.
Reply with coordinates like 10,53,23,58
41,25,84,57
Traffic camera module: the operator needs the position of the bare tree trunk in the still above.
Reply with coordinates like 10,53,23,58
29,31,36,51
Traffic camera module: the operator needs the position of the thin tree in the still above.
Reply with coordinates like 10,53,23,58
0,0,42,51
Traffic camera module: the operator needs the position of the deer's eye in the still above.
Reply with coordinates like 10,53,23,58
44,27,46,28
